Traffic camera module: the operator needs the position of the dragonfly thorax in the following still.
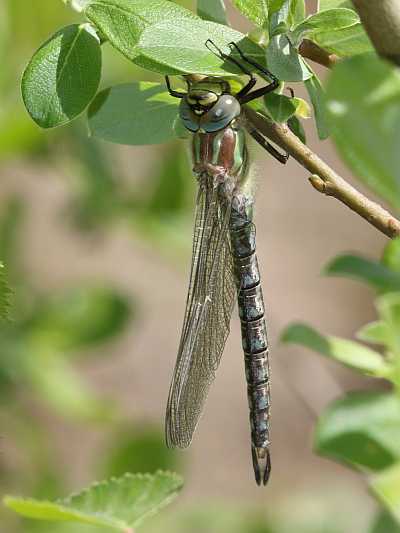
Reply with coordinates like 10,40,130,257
180,79,241,133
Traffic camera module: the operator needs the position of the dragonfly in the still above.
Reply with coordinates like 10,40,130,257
165,40,289,486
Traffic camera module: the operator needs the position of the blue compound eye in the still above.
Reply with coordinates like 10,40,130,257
179,98,200,132
201,95,241,133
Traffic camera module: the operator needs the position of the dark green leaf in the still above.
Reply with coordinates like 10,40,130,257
88,82,180,145
327,54,400,210
383,238,400,274
84,0,196,66
198,0,227,25
137,18,267,76
325,255,400,292
315,391,400,471
26,286,131,352
311,23,373,57
370,510,400,533
281,323,386,375
288,115,306,143
370,463,400,524
305,72,330,139
4,472,183,530
22,24,101,128
263,92,306,122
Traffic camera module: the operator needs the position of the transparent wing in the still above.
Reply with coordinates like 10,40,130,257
166,180,236,448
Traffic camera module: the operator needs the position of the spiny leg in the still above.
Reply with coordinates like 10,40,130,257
205,39,257,97
248,127,289,164
165,75,186,99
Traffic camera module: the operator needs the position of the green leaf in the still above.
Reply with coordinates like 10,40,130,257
26,286,131,352
357,321,388,345
327,53,400,211
289,0,305,26
264,92,309,123
305,72,330,140
370,511,400,533
84,0,196,66
288,115,306,143
325,255,400,292
22,24,102,128
291,8,359,44
266,34,312,81
232,0,286,28
281,323,386,375
137,18,267,76
26,353,110,421
198,0,227,25
383,238,400,274
371,463,400,524
319,0,354,10
88,82,180,145
315,391,400,471
62,0,90,12
311,23,373,57
376,293,400,360
0,263,11,320
4,471,183,530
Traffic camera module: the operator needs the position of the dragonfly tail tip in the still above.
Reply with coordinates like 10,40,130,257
252,446,271,486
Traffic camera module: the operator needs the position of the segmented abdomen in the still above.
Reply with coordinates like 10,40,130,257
230,208,270,482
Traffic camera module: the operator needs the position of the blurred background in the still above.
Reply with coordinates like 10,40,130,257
0,1,389,532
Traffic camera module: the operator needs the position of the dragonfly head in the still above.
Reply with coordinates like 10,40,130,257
180,78,241,133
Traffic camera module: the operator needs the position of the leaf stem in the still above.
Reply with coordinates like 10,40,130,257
244,107,400,239
298,39,339,69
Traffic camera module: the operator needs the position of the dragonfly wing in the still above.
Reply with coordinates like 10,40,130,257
166,181,236,448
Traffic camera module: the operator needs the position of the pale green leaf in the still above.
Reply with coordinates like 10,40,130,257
266,33,312,81
4,472,183,530
264,93,309,122
371,463,400,524
281,323,386,375
357,321,389,345
319,0,354,10
22,24,101,128
62,0,90,12
291,8,359,44
312,23,373,57
137,18,267,76
315,391,400,471
383,238,400,274
232,0,286,28
88,82,180,145
84,0,196,67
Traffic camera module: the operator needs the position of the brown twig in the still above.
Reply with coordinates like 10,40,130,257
352,0,400,66
298,39,340,69
244,107,400,239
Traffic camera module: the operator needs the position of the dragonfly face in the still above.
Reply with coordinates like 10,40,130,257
179,78,241,133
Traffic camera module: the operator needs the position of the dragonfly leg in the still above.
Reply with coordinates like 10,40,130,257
205,39,257,97
247,127,289,164
165,75,186,99
227,42,280,104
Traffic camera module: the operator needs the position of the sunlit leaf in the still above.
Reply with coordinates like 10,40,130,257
315,391,400,471
263,92,309,122
266,33,312,81
318,0,354,10
232,0,286,28
4,472,183,531
311,23,373,57
22,24,101,128
291,8,359,45
383,238,400,274
281,323,386,375
370,463,400,524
